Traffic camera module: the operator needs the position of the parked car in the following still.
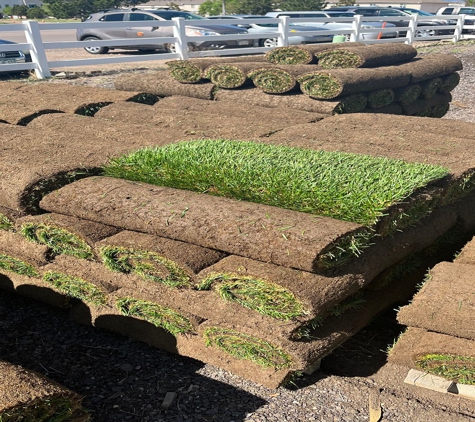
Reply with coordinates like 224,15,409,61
208,15,334,47
77,9,254,54
328,6,452,37
264,11,398,40
435,6,475,33
0,39,26,70
393,7,474,35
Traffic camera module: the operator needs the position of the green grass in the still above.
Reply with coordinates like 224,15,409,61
115,297,193,336
415,353,475,385
264,46,313,65
166,60,203,83
43,271,107,305
204,326,292,369
198,273,307,320
333,93,367,114
0,396,84,422
438,72,460,94
297,72,342,99
366,88,395,109
100,245,192,288
0,214,14,231
21,223,94,260
0,254,39,277
248,68,296,93
394,84,422,106
316,50,363,68
420,77,443,99
103,140,449,228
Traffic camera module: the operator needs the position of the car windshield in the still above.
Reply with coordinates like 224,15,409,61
149,11,204,20
401,9,434,16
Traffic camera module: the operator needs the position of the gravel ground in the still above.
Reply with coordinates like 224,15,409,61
2,40,475,422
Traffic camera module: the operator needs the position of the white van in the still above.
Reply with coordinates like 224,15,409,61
265,11,399,40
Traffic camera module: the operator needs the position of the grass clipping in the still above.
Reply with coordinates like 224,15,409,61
204,327,292,369
100,245,192,288
198,273,307,320
103,140,449,227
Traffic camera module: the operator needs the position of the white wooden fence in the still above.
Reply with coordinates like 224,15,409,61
0,14,473,79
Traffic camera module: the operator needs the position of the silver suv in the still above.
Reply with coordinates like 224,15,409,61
77,9,253,54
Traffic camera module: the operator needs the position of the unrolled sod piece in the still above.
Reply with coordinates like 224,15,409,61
248,65,321,94
366,88,395,109
153,95,323,123
39,176,365,274
166,55,266,83
264,43,364,65
297,66,411,99
0,360,89,422
16,213,120,261
96,230,226,287
402,93,452,116
396,54,463,83
114,71,217,100
393,83,422,106
0,81,157,125
0,206,23,231
397,261,475,340
315,43,417,69
388,327,475,386
203,62,273,89
214,86,364,115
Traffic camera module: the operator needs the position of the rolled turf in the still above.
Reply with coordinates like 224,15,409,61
366,88,395,109
438,72,460,94
314,43,417,69
401,93,452,116
203,62,273,89
297,66,410,99
396,54,463,83
419,77,443,99
0,360,89,422
214,86,364,115
264,43,364,65
393,84,422,106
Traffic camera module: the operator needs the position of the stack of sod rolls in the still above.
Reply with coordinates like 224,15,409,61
114,44,461,118
2,83,475,388
387,236,475,387
0,360,89,421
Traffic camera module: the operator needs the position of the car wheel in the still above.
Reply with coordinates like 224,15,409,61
82,36,109,54
165,43,176,53
415,28,436,37
260,38,278,48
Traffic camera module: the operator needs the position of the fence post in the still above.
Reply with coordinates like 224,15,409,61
406,14,418,44
453,14,464,42
23,20,51,79
351,15,362,42
278,16,289,46
172,17,189,60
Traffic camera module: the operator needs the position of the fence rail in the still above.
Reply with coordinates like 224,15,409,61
0,14,474,79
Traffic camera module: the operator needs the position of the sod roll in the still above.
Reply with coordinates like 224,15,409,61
438,72,460,94
297,66,411,99
248,65,321,94
204,62,273,89
315,43,417,69
0,81,155,125
264,43,364,65
39,176,364,273
0,360,88,422
393,84,422,106
214,86,359,116
419,77,443,99
388,327,475,386
397,54,463,83
402,93,452,116
361,103,403,115
153,95,323,123
366,88,395,109
114,72,217,100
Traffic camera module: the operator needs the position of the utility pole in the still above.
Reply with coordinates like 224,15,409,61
222,0,226,15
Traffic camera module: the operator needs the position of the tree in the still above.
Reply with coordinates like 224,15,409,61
27,6,48,18
228,0,273,15
11,4,29,17
199,0,222,16
278,0,327,11
167,2,181,10
336,0,355,5
2,5,13,16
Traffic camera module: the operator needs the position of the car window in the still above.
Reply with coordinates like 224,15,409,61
440,8,454,15
460,8,475,14
329,13,355,17
377,9,407,17
150,11,204,20
352,9,378,16
99,13,124,22
129,13,157,21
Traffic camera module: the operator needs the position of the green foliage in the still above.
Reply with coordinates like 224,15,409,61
416,354,475,385
11,5,28,16
21,223,94,260
0,254,39,278
198,273,307,320
103,139,449,227
100,245,192,288
2,6,13,16
115,297,193,336
227,0,274,15
199,0,223,16
0,214,14,231
278,0,327,11
43,271,107,305
204,326,292,369
27,7,47,19
336,0,355,5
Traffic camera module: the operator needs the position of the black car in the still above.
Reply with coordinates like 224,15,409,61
0,39,26,70
328,6,453,37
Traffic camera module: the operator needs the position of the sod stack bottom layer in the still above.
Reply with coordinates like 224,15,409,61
0,360,89,421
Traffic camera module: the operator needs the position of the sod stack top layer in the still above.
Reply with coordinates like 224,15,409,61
0,360,89,421
0,81,158,125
